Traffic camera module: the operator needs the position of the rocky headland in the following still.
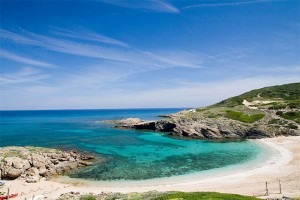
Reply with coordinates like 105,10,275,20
104,83,300,139
0,146,96,183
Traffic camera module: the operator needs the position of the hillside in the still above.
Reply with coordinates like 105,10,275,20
108,83,300,139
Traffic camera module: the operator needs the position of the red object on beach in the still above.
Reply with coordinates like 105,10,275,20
0,193,18,200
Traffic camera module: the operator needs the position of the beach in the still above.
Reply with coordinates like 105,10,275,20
2,136,300,200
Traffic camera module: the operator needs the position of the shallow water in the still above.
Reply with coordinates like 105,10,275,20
0,109,263,181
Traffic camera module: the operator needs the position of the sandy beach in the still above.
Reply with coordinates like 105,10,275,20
2,136,300,200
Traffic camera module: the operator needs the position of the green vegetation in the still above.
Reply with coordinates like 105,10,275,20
288,123,298,129
215,83,300,107
276,111,300,124
80,195,97,200
225,110,265,123
268,119,280,124
268,104,287,110
65,192,260,200
153,192,259,200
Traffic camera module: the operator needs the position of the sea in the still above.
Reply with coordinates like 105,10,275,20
0,108,266,181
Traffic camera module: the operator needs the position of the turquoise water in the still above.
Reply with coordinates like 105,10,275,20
0,109,263,180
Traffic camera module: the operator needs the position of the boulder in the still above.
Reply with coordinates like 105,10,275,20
38,166,47,175
31,154,47,168
26,167,39,177
1,157,26,179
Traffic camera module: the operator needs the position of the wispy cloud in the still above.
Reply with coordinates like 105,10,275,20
0,67,51,85
100,0,180,13
51,27,129,47
0,29,42,46
183,0,278,9
0,29,203,69
0,50,55,68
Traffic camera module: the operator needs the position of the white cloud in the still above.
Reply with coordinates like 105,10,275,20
100,0,180,13
0,29,203,69
0,67,51,85
0,50,55,68
0,29,42,46
51,28,129,47
183,0,278,9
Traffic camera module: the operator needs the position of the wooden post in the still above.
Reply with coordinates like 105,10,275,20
7,188,10,199
279,180,282,194
265,182,269,196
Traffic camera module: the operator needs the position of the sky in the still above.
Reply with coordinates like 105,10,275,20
0,0,299,110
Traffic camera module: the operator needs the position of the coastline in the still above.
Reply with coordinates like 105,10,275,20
3,136,300,199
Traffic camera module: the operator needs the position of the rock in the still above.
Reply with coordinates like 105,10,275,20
155,121,176,132
6,168,24,179
26,175,40,183
12,157,24,169
0,146,96,182
26,167,39,176
133,121,156,130
1,157,26,179
31,154,47,168
38,166,47,175
79,161,93,166
80,154,95,160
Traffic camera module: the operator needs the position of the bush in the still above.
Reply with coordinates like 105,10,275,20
225,110,264,123
80,195,97,200
277,111,300,124
268,104,287,110
288,123,298,129
153,192,259,200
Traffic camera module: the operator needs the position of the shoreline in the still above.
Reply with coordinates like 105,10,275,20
2,136,300,199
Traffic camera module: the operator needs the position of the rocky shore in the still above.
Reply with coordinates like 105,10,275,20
0,146,96,183
103,110,300,140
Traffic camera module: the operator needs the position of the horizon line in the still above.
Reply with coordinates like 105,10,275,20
0,107,191,112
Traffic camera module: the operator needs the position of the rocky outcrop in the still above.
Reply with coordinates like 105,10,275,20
0,146,96,183
106,114,300,140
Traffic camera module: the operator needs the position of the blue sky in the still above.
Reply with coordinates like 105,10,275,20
0,0,299,110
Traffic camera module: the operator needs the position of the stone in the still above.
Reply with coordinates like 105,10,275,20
38,166,47,175
31,154,47,168
12,157,24,169
6,168,24,178
26,167,39,177
1,157,25,179
26,175,40,183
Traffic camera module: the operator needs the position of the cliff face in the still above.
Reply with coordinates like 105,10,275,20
106,83,300,139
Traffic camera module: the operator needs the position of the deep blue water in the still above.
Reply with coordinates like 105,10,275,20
0,108,263,180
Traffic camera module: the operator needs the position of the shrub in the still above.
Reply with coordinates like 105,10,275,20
153,192,259,200
277,111,300,124
225,110,264,123
268,104,287,110
80,195,97,200
287,123,298,129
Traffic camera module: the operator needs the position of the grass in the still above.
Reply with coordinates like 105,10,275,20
225,110,265,123
152,192,259,200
